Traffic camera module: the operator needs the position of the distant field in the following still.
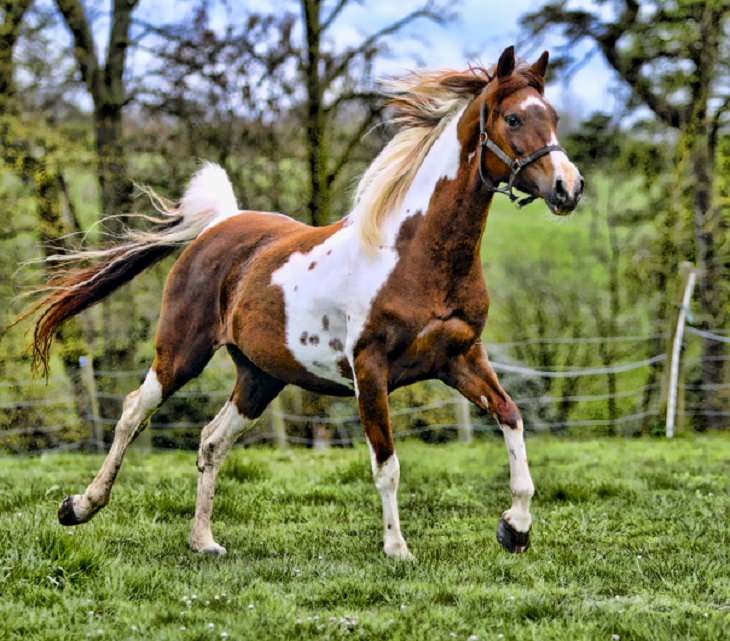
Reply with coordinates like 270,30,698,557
1,435,728,641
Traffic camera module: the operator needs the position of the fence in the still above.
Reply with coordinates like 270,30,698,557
2,316,727,454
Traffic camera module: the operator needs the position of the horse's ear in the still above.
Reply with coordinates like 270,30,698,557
531,50,549,78
496,45,515,78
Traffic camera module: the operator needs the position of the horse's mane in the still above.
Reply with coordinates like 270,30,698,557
351,64,544,249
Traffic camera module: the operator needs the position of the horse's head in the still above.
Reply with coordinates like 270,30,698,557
462,46,583,215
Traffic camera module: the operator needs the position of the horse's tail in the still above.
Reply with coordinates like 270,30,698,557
21,162,238,374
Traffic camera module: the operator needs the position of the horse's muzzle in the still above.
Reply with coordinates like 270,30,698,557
547,175,584,215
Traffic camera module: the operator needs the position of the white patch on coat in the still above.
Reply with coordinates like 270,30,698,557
271,106,466,386
518,95,547,110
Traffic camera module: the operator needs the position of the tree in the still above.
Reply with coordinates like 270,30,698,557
300,0,445,225
1,0,90,427
522,0,729,428
55,0,139,221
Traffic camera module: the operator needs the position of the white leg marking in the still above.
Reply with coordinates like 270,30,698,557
500,419,534,533
366,441,413,560
190,401,251,555
70,370,162,522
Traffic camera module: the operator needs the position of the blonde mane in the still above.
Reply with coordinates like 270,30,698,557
351,68,491,249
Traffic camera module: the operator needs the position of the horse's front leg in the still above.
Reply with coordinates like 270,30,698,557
443,343,534,553
354,347,413,560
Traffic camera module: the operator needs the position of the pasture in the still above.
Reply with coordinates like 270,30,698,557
1,435,728,641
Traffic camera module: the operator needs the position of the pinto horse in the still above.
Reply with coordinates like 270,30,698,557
29,46,582,558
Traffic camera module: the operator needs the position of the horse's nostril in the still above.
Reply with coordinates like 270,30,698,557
554,178,568,200
578,177,585,194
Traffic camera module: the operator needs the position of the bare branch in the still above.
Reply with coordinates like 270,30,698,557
321,0,350,33
324,90,379,115
54,0,100,95
326,104,383,186
323,5,444,88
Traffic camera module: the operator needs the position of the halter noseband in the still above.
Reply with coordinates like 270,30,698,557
477,97,565,208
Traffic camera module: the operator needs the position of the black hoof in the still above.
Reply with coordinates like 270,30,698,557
496,518,530,553
58,496,81,526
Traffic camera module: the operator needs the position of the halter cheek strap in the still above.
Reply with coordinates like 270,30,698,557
477,98,565,208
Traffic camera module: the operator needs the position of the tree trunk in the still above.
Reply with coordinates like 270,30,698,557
690,134,725,430
94,107,133,226
302,0,330,226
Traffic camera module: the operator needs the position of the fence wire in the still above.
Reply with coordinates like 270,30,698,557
1,328,727,454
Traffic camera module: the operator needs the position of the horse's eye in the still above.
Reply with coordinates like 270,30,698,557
505,114,522,128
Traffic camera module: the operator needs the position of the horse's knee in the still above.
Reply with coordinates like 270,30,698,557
495,397,522,430
122,370,162,423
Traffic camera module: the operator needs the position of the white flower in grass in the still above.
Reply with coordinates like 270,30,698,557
467,635,479,641
207,622,215,630
220,632,229,639
611,635,620,641
247,603,255,610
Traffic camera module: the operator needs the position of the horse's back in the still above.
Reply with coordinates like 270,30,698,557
156,210,353,395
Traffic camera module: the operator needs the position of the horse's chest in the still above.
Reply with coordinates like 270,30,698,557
271,226,399,389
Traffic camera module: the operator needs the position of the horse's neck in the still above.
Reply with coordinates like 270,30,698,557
392,107,491,275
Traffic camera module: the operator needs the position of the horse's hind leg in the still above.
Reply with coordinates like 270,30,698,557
190,346,284,555
58,368,165,525
58,337,215,526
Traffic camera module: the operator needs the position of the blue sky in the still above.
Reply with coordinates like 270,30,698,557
84,0,620,122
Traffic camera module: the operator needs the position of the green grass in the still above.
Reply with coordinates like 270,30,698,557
1,435,728,641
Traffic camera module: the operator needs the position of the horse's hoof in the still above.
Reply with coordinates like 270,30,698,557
58,496,82,526
198,543,227,556
496,518,530,553
384,540,416,561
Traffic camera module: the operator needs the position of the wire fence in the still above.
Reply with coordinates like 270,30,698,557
1,322,727,455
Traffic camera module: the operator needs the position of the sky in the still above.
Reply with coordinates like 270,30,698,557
67,0,621,123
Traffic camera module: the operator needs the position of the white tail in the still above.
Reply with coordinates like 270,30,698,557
35,162,239,271
179,161,239,234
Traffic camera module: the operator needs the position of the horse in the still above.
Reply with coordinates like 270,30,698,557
26,46,582,558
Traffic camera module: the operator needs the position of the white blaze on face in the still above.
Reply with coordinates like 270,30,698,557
271,106,466,387
547,132,580,195
517,94,580,196
518,95,548,111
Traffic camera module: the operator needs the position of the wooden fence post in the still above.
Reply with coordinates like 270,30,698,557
666,263,698,438
270,396,287,448
79,355,103,451
456,394,473,443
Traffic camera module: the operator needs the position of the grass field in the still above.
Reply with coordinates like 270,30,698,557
1,435,728,641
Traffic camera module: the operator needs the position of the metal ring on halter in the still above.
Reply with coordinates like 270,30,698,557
477,98,565,208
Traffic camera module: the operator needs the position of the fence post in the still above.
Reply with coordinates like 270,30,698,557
79,355,103,451
270,396,287,448
666,263,698,438
456,394,473,443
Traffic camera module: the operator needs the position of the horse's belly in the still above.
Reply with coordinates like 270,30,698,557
285,304,353,388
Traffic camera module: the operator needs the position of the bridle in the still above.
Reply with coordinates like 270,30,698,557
477,96,565,207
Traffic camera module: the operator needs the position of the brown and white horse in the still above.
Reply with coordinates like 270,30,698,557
28,46,582,558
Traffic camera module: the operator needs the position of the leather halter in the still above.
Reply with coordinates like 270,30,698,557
477,97,565,207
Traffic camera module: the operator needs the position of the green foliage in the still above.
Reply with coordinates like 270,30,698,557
0,436,729,640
